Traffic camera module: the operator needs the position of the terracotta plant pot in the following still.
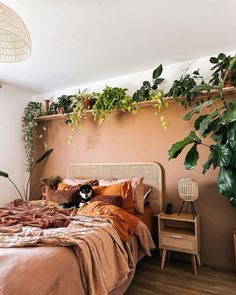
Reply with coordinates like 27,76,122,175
82,98,96,110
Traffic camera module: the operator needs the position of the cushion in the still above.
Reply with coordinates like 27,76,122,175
91,195,122,208
62,178,99,186
93,181,134,213
99,177,144,214
45,187,81,205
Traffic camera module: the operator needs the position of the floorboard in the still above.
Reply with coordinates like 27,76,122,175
125,253,236,295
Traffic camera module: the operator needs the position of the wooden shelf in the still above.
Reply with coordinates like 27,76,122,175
35,87,236,122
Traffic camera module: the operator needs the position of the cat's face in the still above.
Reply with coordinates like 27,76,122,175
79,184,93,201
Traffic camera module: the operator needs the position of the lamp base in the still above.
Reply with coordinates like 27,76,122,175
178,201,197,218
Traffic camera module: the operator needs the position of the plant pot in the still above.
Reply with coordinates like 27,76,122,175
221,70,235,87
82,98,96,110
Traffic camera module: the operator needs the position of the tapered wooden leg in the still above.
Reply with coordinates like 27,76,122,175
191,254,197,275
196,253,201,266
161,249,167,269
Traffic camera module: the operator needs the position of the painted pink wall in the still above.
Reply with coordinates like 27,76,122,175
34,103,236,269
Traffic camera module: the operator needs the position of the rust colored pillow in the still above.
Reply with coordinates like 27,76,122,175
58,179,98,190
91,195,122,208
93,181,134,213
45,187,81,205
62,178,99,186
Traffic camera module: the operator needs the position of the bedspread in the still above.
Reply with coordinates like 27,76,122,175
0,215,154,295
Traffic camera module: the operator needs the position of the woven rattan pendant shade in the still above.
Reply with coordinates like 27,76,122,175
0,3,31,62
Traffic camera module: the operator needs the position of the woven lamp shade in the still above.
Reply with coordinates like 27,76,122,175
0,3,31,62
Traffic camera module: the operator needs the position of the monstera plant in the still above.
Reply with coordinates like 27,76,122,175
168,55,236,207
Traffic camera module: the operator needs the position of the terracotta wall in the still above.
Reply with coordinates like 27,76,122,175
33,103,236,270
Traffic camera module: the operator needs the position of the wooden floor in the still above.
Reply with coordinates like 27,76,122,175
125,253,236,295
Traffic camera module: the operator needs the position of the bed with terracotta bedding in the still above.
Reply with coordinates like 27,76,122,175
0,162,163,295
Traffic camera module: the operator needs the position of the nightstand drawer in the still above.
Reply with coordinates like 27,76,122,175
160,235,195,252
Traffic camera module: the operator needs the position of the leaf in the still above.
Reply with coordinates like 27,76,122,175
217,167,234,197
143,81,151,88
193,70,200,75
190,84,218,93
220,106,236,125
198,111,220,137
218,53,226,60
227,122,236,149
202,153,214,174
154,78,165,85
183,98,218,121
194,115,208,130
229,197,236,207
152,64,163,79
168,131,201,160
210,145,231,168
35,149,53,164
210,57,219,64
0,171,9,178
184,143,199,169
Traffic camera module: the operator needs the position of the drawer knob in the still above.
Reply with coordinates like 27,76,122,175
171,235,182,239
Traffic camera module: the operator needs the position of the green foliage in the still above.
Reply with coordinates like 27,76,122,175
209,53,236,87
168,55,236,207
22,102,45,172
92,86,137,124
57,95,74,114
133,64,164,102
166,69,204,107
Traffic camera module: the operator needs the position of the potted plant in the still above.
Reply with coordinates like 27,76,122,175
76,89,98,110
57,95,74,114
166,69,204,108
133,64,165,102
209,53,236,87
168,55,236,207
92,86,137,124
22,101,46,173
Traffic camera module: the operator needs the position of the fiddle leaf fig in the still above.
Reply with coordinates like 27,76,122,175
220,102,236,125
184,143,199,170
217,167,234,197
227,122,236,149
194,115,208,130
210,145,231,168
203,154,214,174
168,131,201,159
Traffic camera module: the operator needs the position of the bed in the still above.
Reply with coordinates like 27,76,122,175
0,162,163,295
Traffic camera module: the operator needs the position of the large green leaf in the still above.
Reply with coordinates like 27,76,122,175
194,115,208,130
198,110,220,137
217,167,234,197
210,57,219,64
201,117,221,138
202,153,214,174
168,131,201,160
220,105,236,125
210,145,232,168
35,149,53,164
184,143,199,170
227,122,236,149
0,171,9,178
152,64,163,79
229,197,236,207
183,97,220,121
190,84,219,93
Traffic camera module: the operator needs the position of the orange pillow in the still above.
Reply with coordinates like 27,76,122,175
93,181,134,213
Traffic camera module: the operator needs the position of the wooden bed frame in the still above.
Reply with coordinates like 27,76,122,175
67,162,163,216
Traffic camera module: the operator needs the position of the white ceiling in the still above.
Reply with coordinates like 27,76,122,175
1,0,236,94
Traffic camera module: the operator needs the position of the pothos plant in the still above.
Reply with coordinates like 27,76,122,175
92,86,137,124
168,55,236,207
22,101,47,172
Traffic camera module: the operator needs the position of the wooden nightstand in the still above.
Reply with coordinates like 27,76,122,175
158,212,201,275
233,231,236,267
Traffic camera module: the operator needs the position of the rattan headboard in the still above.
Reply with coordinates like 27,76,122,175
67,162,163,216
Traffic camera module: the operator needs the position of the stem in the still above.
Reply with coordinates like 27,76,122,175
201,142,210,148
8,178,24,200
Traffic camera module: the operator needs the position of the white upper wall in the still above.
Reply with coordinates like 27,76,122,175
0,85,34,205
33,50,236,102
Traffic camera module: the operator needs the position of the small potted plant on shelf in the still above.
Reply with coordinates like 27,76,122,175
57,95,74,114
76,88,98,110
209,52,236,87
92,86,137,124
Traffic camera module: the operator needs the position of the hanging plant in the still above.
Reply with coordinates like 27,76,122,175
22,101,46,172
92,86,137,124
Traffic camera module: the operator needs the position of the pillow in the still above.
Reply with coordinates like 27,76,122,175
93,181,134,213
99,177,144,214
91,195,122,208
45,187,81,205
62,178,99,186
